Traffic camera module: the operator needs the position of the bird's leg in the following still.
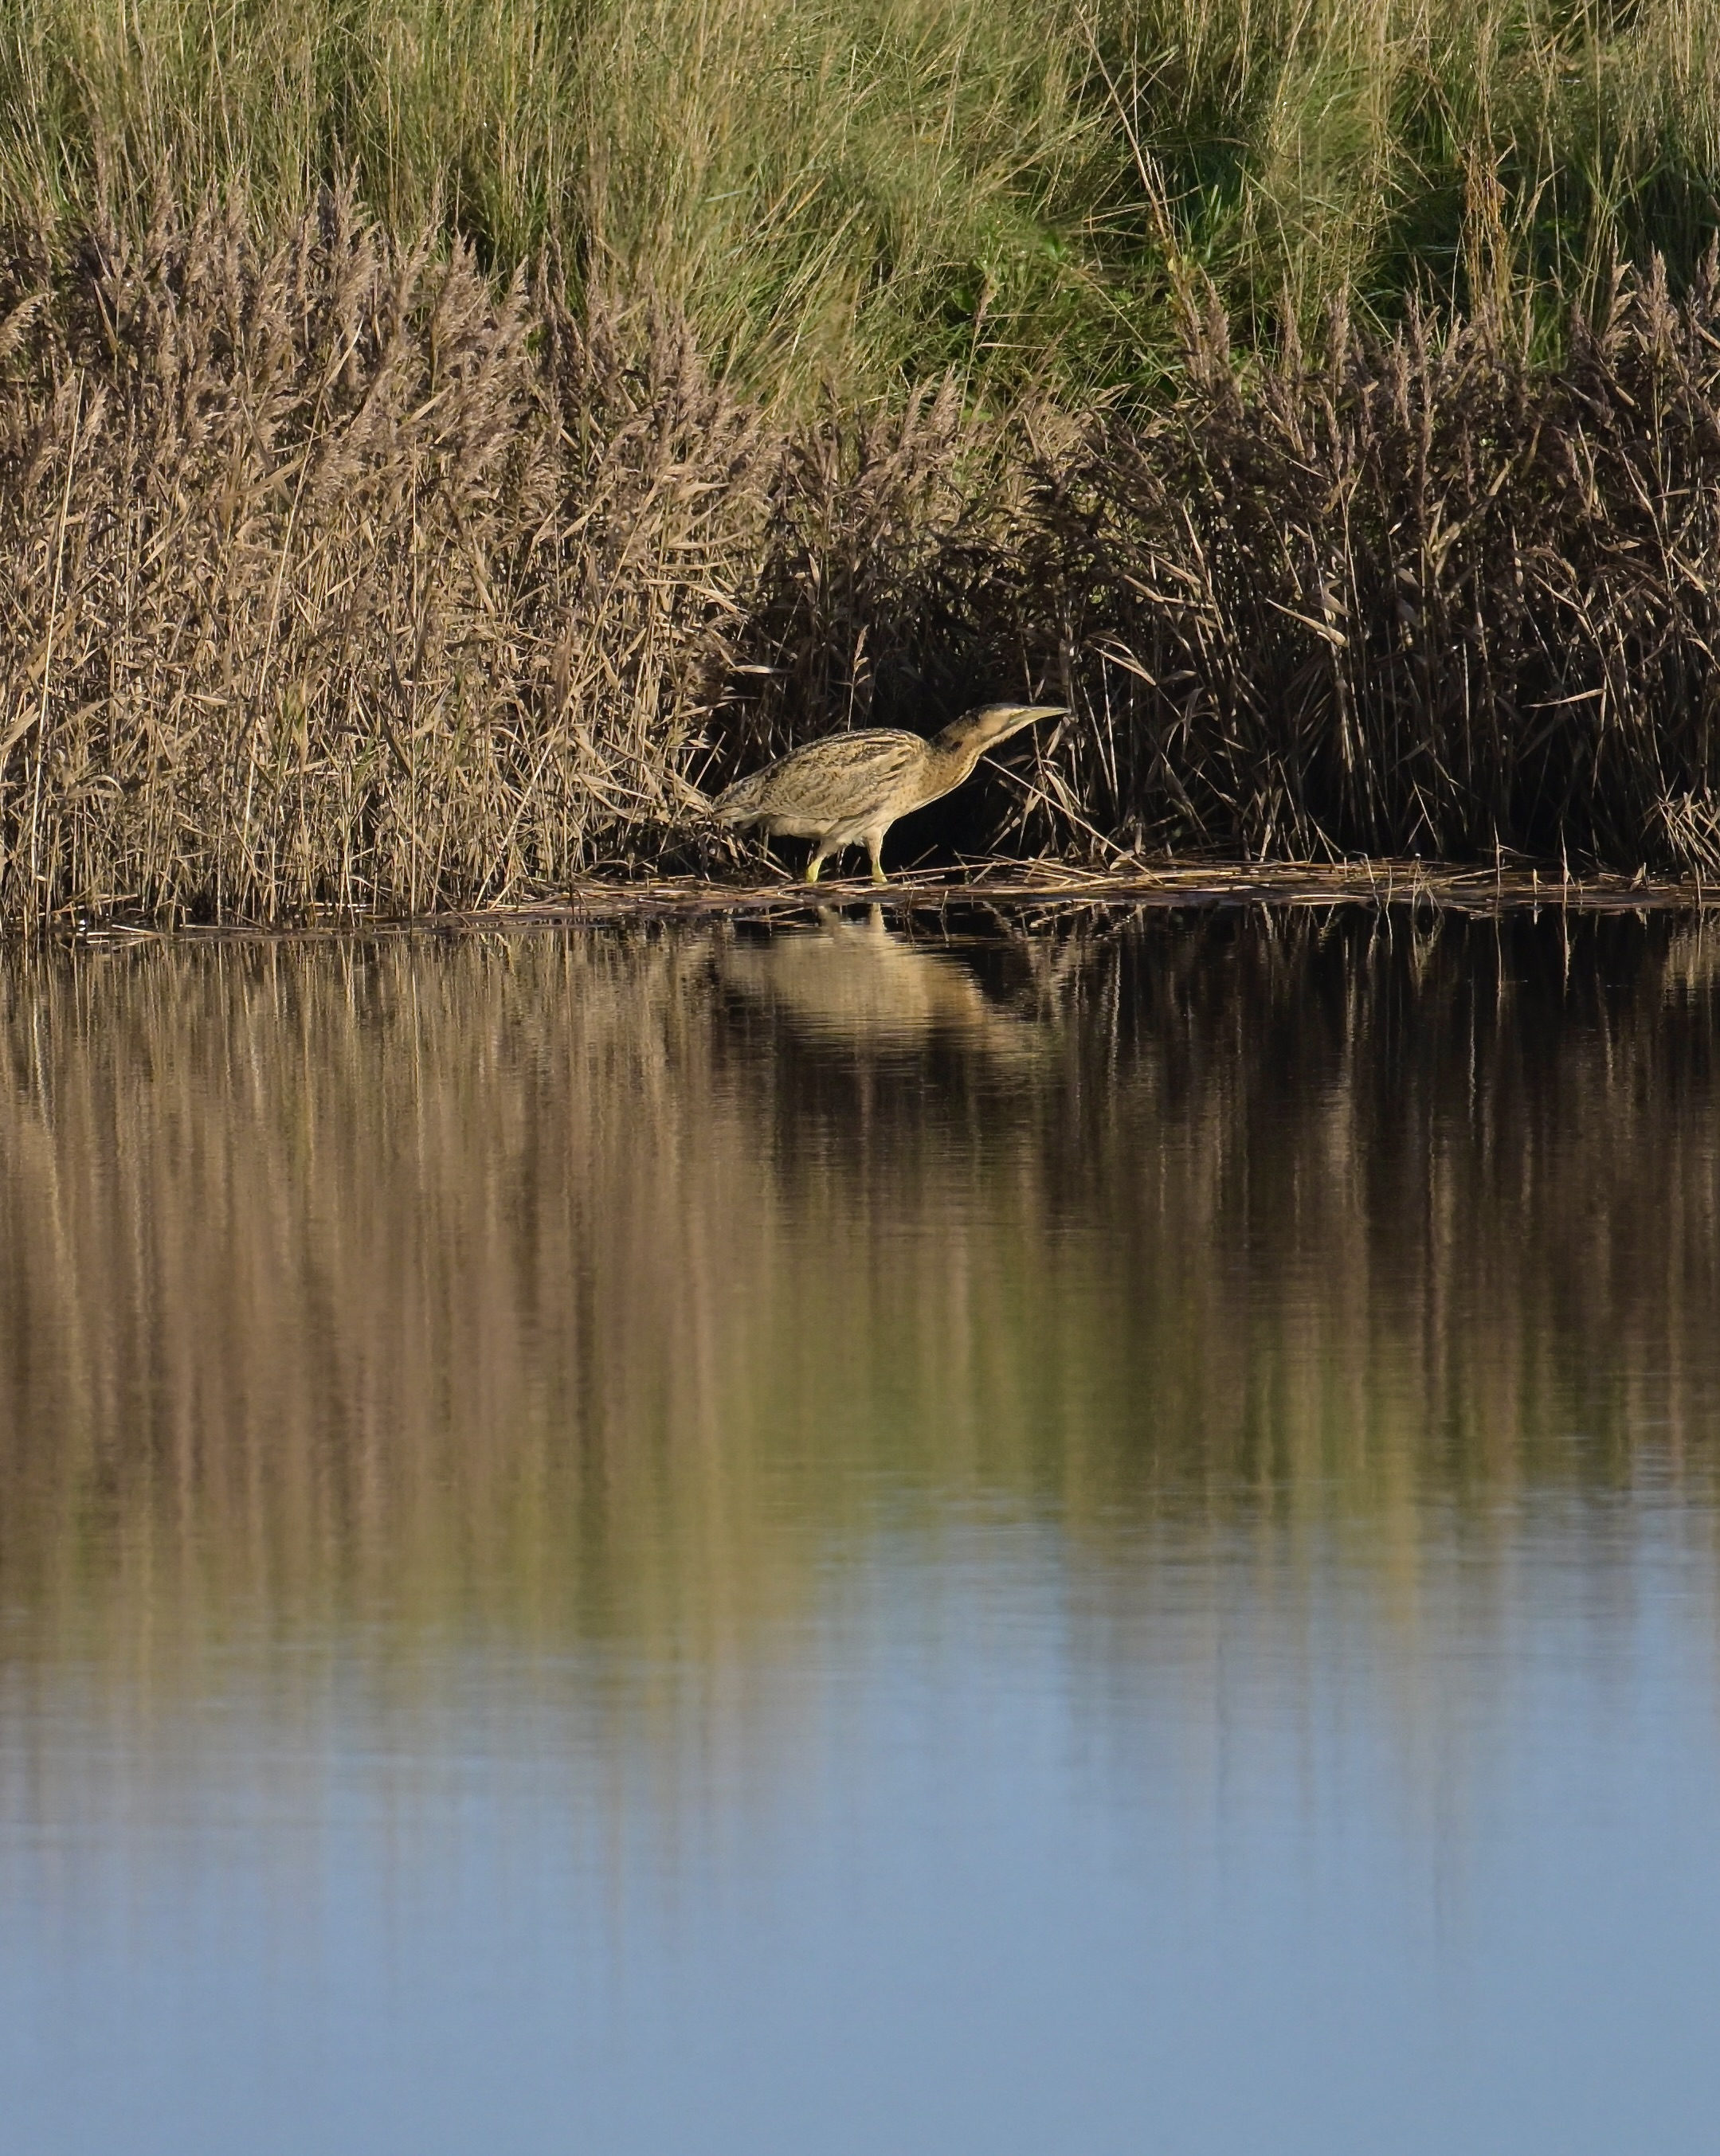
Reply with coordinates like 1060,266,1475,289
804,849,824,885
868,835,887,886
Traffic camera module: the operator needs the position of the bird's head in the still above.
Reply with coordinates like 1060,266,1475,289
936,702,1068,756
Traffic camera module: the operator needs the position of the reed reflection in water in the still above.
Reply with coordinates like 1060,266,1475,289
3,909,1720,2155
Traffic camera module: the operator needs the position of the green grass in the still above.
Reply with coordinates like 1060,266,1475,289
2,0,1718,405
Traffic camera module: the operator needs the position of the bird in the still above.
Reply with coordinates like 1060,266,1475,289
709,702,1067,885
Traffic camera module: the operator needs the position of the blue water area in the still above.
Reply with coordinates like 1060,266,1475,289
2,910,1718,2154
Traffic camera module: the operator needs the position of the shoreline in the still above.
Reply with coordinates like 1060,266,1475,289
45,859,1720,945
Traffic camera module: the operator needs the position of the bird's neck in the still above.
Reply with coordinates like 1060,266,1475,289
926,721,989,789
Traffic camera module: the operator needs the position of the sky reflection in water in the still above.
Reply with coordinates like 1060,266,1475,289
2,909,1720,2154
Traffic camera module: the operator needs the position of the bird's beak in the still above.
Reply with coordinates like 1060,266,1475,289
997,704,1068,740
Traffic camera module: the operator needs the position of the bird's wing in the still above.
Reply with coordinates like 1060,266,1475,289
751,731,923,820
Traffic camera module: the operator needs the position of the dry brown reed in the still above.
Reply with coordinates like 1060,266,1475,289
1013,262,1720,872
0,194,767,929
8,195,1720,929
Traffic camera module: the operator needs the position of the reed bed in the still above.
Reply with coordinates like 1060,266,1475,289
6,197,1720,927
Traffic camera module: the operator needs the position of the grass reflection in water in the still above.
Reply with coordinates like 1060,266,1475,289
1,908,1718,1825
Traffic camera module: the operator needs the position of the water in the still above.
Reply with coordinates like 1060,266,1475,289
4,907,1720,2154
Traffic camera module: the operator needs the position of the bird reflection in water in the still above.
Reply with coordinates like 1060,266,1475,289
715,906,1055,1064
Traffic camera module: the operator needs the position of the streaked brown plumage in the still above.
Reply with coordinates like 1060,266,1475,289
711,703,1066,883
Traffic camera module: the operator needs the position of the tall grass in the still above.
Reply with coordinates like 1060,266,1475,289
0,9,1718,918
2,0,1717,402
6,194,1720,923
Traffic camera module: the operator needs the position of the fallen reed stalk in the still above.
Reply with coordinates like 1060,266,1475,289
6,197,1720,931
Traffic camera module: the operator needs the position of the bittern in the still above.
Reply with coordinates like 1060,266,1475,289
711,702,1066,884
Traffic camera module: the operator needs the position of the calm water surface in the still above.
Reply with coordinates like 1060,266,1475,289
4,909,1720,2154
